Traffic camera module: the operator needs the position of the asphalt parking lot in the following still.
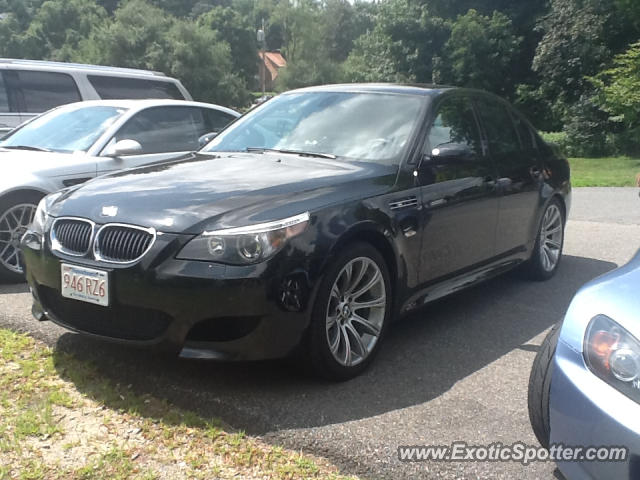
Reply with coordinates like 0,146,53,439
1,187,639,479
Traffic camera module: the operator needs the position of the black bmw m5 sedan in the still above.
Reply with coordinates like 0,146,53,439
22,84,570,380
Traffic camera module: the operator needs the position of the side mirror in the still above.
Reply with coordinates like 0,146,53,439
427,143,475,164
104,139,143,157
198,132,218,148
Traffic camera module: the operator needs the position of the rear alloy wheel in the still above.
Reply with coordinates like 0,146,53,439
308,242,391,380
0,193,42,283
523,198,565,281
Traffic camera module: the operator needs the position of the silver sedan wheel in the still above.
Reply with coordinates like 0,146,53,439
0,203,37,274
326,257,387,367
539,204,563,272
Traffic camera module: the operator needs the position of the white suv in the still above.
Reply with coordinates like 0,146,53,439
0,59,192,135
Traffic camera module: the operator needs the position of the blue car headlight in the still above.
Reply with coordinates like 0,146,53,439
584,315,640,403
177,212,310,265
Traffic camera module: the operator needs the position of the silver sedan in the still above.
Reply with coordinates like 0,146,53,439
0,99,239,281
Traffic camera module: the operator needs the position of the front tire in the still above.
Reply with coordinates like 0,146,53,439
523,198,565,281
0,192,42,283
528,323,561,449
307,242,392,380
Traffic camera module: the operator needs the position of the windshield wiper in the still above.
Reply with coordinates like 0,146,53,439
246,147,337,159
1,145,52,152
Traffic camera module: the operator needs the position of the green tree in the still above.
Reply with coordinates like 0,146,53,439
96,0,120,13
442,9,522,96
532,0,612,121
591,41,640,154
18,0,107,60
615,0,640,30
75,0,248,107
343,0,448,84
198,6,257,87
319,0,357,63
343,31,414,83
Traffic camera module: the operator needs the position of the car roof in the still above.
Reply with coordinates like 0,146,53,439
286,83,456,97
0,58,167,78
54,99,240,116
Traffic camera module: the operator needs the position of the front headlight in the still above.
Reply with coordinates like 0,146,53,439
584,315,640,403
177,212,310,265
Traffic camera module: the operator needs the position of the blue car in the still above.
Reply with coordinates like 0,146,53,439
528,250,640,479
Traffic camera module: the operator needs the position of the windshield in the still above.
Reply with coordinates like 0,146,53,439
0,105,126,153
204,92,425,164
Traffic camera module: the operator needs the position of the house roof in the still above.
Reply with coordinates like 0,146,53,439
264,52,286,68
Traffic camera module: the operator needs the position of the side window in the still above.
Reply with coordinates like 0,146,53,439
88,75,185,100
12,70,81,113
475,97,520,156
202,108,236,134
0,74,8,111
114,106,201,154
511,112,537,151
425,96,482,157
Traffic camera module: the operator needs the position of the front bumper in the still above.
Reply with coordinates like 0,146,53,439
550,339,640,479
22,230,315,361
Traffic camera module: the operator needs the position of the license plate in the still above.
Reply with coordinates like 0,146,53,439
61,263,109,307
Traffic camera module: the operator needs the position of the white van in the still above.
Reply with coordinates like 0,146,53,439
0,59,192,134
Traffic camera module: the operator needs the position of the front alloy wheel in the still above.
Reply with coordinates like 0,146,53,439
0,202,37,280
326,257,387,367
308,242,391,380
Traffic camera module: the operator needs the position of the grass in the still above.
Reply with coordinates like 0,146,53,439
0,328,356,480
569,156,640,187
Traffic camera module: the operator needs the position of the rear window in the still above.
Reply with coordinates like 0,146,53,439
203,108,236,133
475,97,521,157
12,70,81,113
88,75,185,100
0,74,8,111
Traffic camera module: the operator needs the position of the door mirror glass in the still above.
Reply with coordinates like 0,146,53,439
198,131,218,148
104,139,143,157
428,143,475,163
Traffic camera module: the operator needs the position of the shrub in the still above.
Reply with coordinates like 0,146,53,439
540,131,569,156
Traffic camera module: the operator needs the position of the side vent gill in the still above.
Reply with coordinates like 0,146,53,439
389,196,418,210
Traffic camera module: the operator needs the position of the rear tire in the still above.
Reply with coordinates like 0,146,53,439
523,197,565,281
0,192,43,283
528,322,561,449
306,242,392,381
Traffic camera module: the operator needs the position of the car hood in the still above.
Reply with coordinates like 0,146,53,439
50,152,397,234
0,148,92,173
